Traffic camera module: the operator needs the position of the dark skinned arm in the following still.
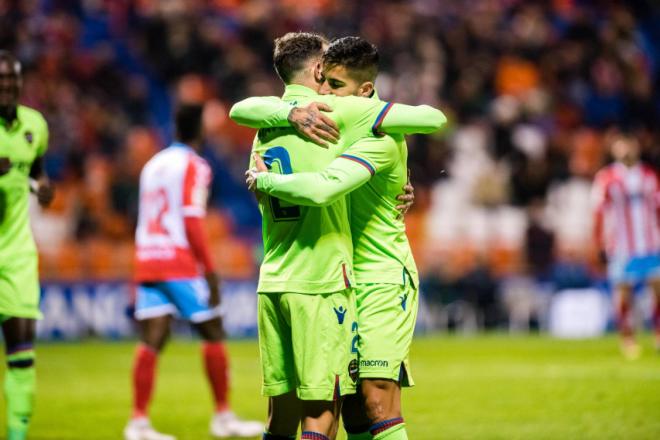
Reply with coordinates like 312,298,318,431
29,156,54,207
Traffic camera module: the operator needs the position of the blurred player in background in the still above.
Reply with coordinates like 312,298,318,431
592,133,660,359
242,36,445,440
0,51,54,440
125,104,262,440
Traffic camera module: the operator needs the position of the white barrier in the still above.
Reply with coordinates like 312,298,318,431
548,288,610,339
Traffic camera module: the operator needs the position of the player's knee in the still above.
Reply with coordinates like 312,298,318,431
142,329,169,351
6,343,35,369
361,379,399,423
194,318,225,342
363,394,388,423
139,317,171,350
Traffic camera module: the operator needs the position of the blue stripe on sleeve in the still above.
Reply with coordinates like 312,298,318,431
371,102,393,136
340,154,376,176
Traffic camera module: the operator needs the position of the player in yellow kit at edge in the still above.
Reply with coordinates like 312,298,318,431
231,35,446,440
0,51,55,440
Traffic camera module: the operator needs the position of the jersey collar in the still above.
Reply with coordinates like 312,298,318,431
282,84,318,100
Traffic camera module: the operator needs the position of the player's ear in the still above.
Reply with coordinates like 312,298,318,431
358,81,374,98
314,62,324,84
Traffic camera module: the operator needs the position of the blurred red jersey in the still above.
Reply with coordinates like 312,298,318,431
592,162,660,259
134,142,212,281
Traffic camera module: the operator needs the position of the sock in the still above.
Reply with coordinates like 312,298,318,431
132,343,157,419
262,433,296,440
301,432,330,440
203,341,229,412
371,418,407,440
5,344,36,440
617,296,634,338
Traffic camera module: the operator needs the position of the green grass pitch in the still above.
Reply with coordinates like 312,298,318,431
1,335,659,439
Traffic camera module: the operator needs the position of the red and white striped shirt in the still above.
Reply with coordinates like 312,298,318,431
592,162,660,259
134,143,212,281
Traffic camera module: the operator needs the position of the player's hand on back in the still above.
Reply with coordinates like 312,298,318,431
0,157,11,176
287,102,339,148
395,169,414,220
205,271,221,307
245,152,268,195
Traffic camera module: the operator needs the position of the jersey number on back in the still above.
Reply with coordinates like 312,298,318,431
263,146,300,222
143,188,170,235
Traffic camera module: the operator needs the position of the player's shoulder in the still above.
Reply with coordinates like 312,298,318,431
180,150,212,182
333,95,381,109
189,152,210,171
17,105,47,129
304,94,336,105
147,145,190,169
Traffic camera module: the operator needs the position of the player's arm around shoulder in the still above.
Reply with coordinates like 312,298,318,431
229,96,292,128
229,95,340,147
331,95,447,139
262,135,399,206
252,149,373,207
377,101,448,135
286,98,340,147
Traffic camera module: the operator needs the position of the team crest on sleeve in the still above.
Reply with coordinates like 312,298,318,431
24,131,33,144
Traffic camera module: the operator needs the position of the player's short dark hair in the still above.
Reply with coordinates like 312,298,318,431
175,104,203,143
273,32,328,84
322,36,379,83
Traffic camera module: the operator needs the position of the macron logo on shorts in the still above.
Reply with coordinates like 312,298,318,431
333,306,347,324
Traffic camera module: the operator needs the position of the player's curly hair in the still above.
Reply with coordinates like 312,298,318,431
322,36,379,83
273,32,328,84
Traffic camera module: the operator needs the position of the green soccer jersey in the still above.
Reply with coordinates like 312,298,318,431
248,84,390,293
257,134,420,286
0,105,48,261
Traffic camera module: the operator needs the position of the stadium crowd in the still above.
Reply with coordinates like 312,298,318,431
2,0,659,329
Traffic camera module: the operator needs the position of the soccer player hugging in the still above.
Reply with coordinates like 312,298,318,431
232,33,446,440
